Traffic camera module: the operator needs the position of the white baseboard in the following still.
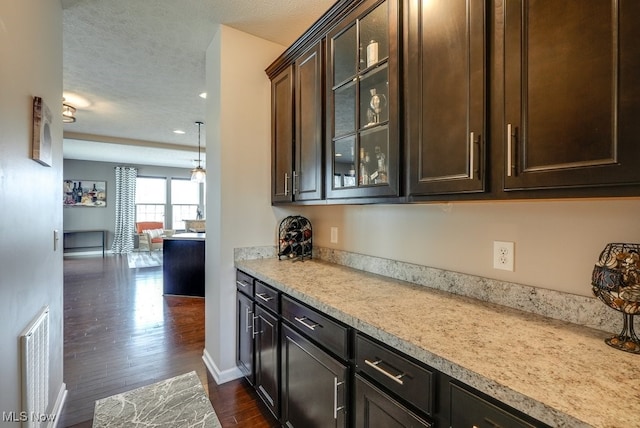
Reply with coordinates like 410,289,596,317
50,382,67,428
63,250,110,257
202,349,243,385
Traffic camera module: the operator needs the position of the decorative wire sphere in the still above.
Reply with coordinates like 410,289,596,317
591,243,640,354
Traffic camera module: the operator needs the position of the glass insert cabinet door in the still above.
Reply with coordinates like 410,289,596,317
327,0,399,199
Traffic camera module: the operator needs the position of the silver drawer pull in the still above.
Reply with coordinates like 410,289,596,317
256,292,274,302
482,418,503,428
236,280,249,288
294,316,320,331
364,359,405,385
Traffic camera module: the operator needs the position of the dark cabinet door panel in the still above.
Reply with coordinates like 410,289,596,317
406,0,486,195
295,43,324,201
237,292,254,384
326,0,401,200
272,66,294,202
281,324,348,428
504,0,640,190
255,305,280,418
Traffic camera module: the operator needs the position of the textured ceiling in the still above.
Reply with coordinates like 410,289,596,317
62,0,335,168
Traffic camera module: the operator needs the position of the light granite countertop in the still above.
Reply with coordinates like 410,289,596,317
235,257,640,428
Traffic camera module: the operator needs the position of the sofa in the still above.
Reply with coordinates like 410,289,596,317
135,221,175,251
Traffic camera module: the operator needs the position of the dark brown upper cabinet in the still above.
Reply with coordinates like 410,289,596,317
270,43,324,204
503,0,640,191
325,0,401,200
271,66,294,203
406,0,487,196
294,43,324,201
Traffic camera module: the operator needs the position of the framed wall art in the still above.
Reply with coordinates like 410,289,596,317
63,180,107,207
32,96,53,167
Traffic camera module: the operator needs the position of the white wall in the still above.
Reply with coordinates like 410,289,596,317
204,25,284,381
0,0,65,423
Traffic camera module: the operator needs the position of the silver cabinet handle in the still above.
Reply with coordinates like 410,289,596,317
469,131,475,180
364,359,405,385
507,123,513,177
294,316,320,331
284,172,290,195
292,171,299,195
256,292,274,303
245,307,253,333
252,315,261,337
333,377,345,419
236,280,249,288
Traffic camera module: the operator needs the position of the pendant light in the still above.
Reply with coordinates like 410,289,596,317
62,98,77,123
191,121,206,183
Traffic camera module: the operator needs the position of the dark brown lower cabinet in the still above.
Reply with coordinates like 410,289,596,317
281,324,348,428
236,291,254,384
355,375,431,428
255,304,280,418
237,270,550,428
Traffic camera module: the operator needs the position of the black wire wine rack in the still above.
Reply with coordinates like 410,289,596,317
278,215,312,261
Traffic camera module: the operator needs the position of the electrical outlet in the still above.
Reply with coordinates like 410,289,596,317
493,241,515,271
330,227,339,244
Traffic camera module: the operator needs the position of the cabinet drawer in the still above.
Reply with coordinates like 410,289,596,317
356,334,434,416
254,280,279,313
450,384,539,428
236,270,254,296
281,295,350,360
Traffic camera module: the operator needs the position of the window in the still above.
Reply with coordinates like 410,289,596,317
135,177,166,224
171,179,200,230
135,176,204,230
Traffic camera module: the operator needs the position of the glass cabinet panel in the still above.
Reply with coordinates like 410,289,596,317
333,24,357,85
359,1,389,71
360,126,389,185
328,0,396,198
334,81,356,137
333,136,356,188
360,65,389,129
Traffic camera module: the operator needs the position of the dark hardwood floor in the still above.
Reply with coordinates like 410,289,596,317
60,254,278,427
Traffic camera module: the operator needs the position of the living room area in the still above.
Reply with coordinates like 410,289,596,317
62,158,205,261
60,158,278,426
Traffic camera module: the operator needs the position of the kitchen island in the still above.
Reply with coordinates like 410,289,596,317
163,233,205,297
235,257,638,428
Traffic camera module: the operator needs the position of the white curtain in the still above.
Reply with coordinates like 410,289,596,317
111,166,137,254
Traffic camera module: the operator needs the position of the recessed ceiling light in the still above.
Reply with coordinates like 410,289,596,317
335,153,342,157
173,130,186,134
199,92,207,99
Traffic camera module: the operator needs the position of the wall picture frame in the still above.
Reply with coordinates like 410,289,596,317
64,180,107,207
32,96,53,167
